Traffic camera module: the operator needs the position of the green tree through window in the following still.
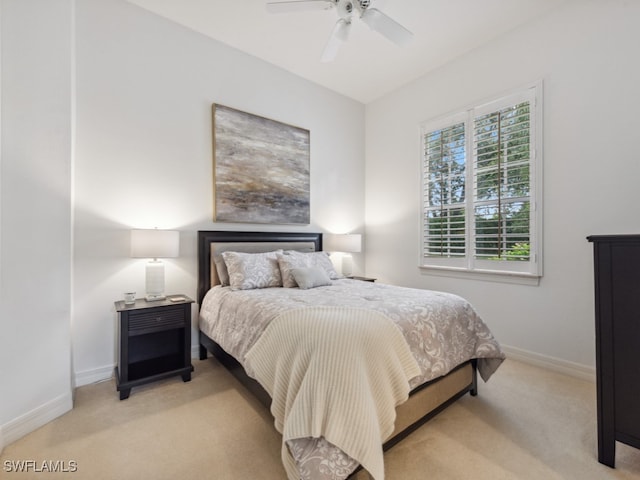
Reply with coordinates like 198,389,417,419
424,122,466,257
420,85,542,277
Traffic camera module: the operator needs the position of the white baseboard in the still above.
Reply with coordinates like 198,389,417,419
74,365,114,387
2,392,73,447
191,344,200,359
501,344,596,382
75,348,202,388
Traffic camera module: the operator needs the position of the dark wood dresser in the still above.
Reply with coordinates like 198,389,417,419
588,234,640,467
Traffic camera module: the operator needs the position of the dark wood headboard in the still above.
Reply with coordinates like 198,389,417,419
197,230,323,305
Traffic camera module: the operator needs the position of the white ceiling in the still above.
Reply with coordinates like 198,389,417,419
126,0,569,104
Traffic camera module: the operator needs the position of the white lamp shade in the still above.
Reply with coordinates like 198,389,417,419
324,233,362,253
131,229,179,259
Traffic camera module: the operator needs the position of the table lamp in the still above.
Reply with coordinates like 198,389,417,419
324,233,362,276
131,229,179,301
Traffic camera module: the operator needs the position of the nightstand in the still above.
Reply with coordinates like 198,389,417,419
346,276,377,282
114,295,194,400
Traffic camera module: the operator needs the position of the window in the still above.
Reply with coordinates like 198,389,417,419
420,84,542,278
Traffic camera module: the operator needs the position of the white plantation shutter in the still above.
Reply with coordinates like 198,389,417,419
422,117,467,262
421,84,542,277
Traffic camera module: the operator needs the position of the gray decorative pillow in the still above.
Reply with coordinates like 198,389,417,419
283,250,341,281
277,252,310,288
222,250,283,290
291,267,332,290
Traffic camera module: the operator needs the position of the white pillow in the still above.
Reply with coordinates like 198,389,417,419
291,267,332,290
222,250,283,290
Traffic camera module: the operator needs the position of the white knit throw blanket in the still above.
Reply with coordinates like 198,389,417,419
244,306,421,480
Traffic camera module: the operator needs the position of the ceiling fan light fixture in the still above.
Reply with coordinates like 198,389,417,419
335,0,353,19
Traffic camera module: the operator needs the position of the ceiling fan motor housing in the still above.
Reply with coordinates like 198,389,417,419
336,0,353,19
336,0,371,19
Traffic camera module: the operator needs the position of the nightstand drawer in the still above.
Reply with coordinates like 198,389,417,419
128,308,184,334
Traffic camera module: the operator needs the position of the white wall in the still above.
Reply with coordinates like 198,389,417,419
0,0,73,447
365,0,640,374
72,0,365,385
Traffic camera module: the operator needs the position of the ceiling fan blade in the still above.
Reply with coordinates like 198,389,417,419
321,18,351,62
266,0,334,14
360,7,413,47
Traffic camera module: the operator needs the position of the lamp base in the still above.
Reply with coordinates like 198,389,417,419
145,294,166,302
145,260,166,302
341,254,354,277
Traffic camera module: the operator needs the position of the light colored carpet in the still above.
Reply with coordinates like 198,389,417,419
2,358,639,479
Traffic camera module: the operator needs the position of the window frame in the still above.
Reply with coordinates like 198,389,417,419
419,82,543,280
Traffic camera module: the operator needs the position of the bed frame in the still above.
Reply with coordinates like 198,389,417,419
196,230,478,472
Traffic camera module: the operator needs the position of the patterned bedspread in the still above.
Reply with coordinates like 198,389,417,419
199,279,505,479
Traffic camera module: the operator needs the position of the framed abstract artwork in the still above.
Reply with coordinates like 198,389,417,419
212,104,310,224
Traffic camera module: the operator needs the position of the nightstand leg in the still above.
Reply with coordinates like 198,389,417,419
119,388,131,400
181,372,192,382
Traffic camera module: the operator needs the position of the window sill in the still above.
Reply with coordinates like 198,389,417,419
418,265,541,286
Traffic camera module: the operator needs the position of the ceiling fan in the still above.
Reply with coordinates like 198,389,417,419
266,0,414,62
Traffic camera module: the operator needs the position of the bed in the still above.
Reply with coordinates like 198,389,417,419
197,230,505,480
